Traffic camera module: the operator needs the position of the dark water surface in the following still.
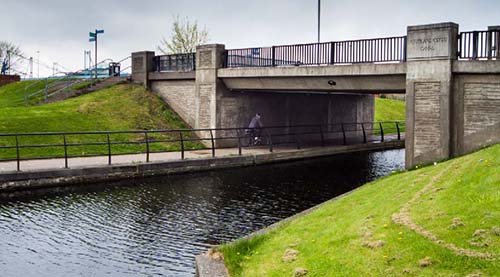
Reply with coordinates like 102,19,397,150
0,149,404,276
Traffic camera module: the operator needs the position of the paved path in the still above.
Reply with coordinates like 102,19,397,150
0,146,286,173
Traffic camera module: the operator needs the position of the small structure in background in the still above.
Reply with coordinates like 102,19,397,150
0,74,20,86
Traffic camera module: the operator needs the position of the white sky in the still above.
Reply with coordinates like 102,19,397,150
2,0,499,77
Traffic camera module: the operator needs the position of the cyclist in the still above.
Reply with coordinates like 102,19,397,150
247,113,264,145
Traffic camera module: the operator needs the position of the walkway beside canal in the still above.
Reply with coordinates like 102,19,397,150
0,137,404,192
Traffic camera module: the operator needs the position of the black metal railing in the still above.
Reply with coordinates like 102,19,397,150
0,121,404,171
459,30,500,60
154,53,196,72
224,36,407,68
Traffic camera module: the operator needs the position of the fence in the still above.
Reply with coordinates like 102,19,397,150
458,30,500,60
224,36,407,68
154,53,196,72
0,121,405,171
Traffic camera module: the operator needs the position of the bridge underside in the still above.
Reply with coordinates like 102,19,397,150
218,63,406,94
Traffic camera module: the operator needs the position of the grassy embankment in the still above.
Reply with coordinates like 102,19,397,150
220,144,500,276
375,97,406,134
0,81,202,159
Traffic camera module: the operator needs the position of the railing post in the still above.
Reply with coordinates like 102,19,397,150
379,122,385,142
44,78,48,101
179,132,185,160
403,36,408,62
472,31,479,60
271,46,276,67
237,129,242,156
330,41,335,64
15,135,20,171
63,135,68,168
223,50,229,68
396,122,401,141
319,125,325,147
487,30,493,60
145,132,150,162
106,133,111,165
209,129,215,158
361,123,367,143
266,129,273,153
341,123,346,145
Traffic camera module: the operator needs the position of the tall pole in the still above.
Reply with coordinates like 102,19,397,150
36,51,40,78
7,51,10,75
29,57,33,79
317,0,321,43
95,29,98,80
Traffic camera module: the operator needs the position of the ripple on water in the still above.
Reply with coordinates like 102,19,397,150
0,149,404,276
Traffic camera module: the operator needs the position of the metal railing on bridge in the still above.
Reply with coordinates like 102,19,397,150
224,36,407,68
458,30,500,60
154,53,196,72
0,121,404,171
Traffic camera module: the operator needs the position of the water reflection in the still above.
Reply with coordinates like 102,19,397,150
0,149,404,276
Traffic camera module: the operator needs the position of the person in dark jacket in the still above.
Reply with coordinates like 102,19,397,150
247,113,263,144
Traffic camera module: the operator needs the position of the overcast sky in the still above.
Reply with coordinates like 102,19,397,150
2,0,499,77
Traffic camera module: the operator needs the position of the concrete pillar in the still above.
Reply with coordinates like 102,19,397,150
131,51,155,88
194,44,226,130
405,22,459,167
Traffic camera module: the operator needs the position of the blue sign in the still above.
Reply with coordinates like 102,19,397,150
96,29,104,34
89,37,96,42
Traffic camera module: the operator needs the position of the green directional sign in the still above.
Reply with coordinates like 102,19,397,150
89,32,96,38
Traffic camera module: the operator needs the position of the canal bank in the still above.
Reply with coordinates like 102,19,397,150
215,144,500,276
0,140,403,192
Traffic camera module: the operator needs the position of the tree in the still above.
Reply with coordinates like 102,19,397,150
158,15,209,54
0,41,23,74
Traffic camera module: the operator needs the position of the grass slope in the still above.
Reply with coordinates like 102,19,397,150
221,145,500,276
375,97,405,122
0,80,58,107
375,97,406,134
0,84,201,159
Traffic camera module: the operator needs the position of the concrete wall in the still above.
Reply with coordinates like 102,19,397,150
217,90,373,144
452,74,500,156
151,80,197,127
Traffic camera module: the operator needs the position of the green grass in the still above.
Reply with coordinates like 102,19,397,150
375,97,406,134
220,145,500,276
0,80,60,107
0,84,203,159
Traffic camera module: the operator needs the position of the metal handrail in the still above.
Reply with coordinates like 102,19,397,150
458,30,499,60
0,121,405,171
24,57,131,105
225,36,407,68
154,53,196,72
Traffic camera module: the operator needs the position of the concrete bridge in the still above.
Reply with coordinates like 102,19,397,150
132,22,500,168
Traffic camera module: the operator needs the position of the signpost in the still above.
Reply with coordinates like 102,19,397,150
89,29,104,80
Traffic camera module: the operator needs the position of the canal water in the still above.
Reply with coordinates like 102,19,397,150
0,149,404,276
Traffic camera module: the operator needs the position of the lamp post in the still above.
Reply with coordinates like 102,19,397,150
36,51,40,79
317,0,321,43
89,29,104,80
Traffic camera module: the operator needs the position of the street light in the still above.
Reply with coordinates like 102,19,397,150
318,0,321,43
36,51,40,79
89,29,104,80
